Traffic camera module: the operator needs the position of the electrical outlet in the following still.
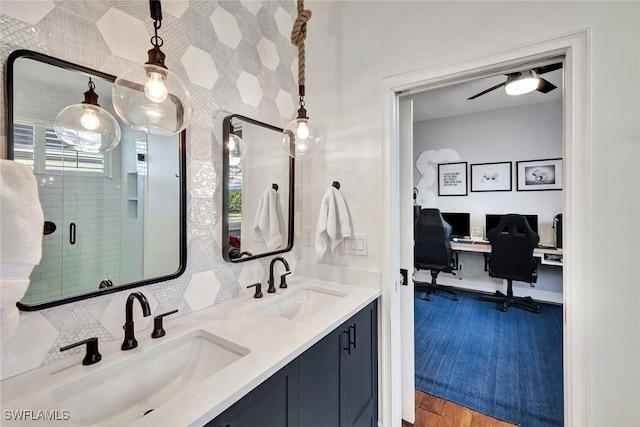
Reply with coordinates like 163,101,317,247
303,227,313,246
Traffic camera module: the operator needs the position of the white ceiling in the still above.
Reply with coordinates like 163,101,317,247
402,65,563,122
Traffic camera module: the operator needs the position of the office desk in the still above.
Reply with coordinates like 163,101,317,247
450,241,563,266
413,241,564,303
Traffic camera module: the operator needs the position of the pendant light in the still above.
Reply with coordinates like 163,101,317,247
282,0,322,158
228,122,246,167
54,78,122,153
505,70,540,96
112,0,192,136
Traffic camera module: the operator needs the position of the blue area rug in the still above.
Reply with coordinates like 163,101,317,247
414,289,563,427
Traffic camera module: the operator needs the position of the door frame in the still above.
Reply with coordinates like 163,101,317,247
379,30,591,426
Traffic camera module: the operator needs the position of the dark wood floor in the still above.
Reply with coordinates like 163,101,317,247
402,390,517,427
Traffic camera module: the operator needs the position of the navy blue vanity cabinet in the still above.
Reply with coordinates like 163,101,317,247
298,326,343,426
344,300,378,427
205,299,377,427
298,299,378,427
205,360,299,427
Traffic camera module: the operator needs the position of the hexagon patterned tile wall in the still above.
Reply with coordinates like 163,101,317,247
0,0,299,379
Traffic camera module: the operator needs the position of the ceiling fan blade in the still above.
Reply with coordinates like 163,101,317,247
536,78,557,93
533,62,563,75
467,81,506,100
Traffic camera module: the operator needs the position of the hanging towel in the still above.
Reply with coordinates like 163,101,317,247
315,186,353,259
0,160,44,333
253,188,285,251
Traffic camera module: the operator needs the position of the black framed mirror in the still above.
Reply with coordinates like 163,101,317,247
222,114,294,262
5,50,187,310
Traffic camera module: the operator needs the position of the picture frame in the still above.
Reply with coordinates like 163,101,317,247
438,162,468,196
516,158,563,191
470,161,512,192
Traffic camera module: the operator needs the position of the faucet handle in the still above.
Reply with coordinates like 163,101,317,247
151,309,179,339
247,282,263,298
60,337,102,366
279,271,292,289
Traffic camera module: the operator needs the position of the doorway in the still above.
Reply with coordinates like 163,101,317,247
379,31,591,427
401,61,564,425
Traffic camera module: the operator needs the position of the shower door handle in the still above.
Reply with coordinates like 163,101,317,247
70,223,76,245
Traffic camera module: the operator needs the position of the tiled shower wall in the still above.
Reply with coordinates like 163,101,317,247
15,78,140,304
0,0,300,379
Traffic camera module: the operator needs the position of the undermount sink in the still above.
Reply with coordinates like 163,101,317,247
51,329,249,426
256,285,348,321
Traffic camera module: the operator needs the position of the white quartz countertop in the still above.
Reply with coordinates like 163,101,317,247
0,276,380,427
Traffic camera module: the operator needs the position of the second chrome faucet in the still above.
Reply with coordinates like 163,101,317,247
121,292,151,351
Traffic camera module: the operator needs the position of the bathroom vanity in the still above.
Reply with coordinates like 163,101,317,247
206,299,377,427
0,277,379,426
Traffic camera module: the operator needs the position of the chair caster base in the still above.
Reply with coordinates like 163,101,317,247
479,290,540,313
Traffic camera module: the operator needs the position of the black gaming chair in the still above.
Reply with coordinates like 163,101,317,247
414,209,458,301
479,214,540,313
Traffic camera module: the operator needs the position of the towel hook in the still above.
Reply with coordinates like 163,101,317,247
332,181,341,190
272,183,278,191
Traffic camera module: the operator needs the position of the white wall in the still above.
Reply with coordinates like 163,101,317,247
303,1,640,425
413,100,563,244
0,1,299,379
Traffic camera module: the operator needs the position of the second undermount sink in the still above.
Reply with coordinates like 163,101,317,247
51,329,249,426
256,285,348,321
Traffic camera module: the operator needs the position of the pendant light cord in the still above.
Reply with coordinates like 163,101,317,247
291,0,311,93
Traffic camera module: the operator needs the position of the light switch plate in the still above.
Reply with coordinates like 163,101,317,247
343,235,367,255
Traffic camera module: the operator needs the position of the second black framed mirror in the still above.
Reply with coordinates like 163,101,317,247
222,114,294,262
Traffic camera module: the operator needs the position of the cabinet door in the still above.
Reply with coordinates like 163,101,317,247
344,301,378,427
206,360,298,427
298,328,343,427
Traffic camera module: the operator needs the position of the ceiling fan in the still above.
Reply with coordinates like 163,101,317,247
467,62,563,100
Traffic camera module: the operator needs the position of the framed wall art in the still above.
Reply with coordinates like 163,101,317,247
438,162,468,196
516,158,563,191
470,161,512,192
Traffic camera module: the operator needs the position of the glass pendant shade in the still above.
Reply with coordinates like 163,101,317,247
281,117,322,158
54,103,122,153
228,133,246,166
505,70,540,96
113,63,193,136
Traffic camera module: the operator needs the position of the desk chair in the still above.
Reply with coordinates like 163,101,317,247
414,209,458,301
480,214,540,313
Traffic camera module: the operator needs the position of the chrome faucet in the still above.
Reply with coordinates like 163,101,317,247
121,292,151,351
268,257,291,293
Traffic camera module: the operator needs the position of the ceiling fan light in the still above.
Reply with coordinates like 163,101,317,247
505,70,540,96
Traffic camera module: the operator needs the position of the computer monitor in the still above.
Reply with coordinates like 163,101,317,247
485,214,539,235
441,212,471,238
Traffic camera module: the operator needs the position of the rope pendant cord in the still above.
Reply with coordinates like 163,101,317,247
291,0,312,98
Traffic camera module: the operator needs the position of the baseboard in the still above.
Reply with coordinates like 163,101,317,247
414,272,563,304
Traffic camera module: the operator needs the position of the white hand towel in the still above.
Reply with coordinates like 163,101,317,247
315,187,353,259
0,160,44,332
253,188,285,251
